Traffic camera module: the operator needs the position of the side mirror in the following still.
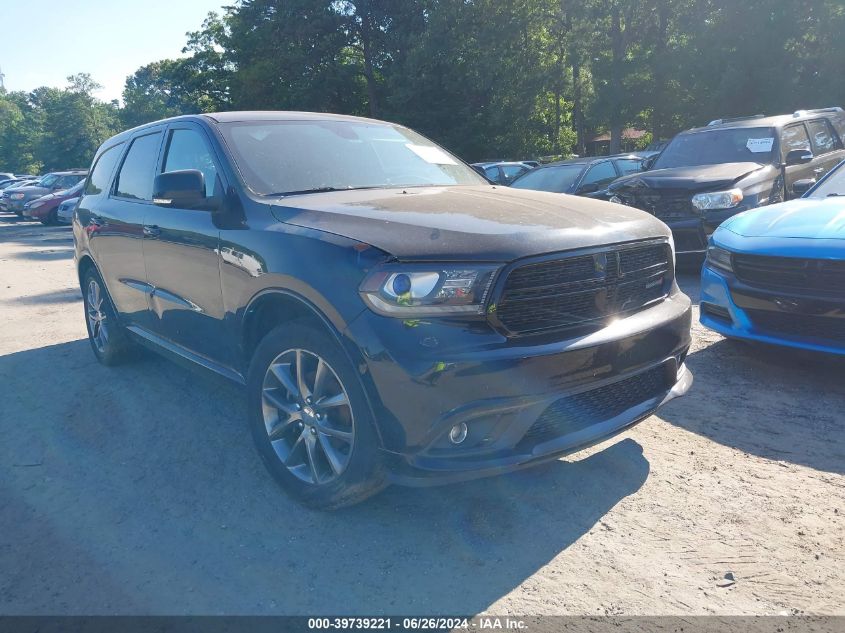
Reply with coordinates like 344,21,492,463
785,149,813,166
642,156,656,170
153,170,206,208
577,182,599,194
792,178,816,197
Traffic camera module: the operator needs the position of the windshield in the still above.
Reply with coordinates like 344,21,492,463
217,120,485,195
510,164,584,193
810,161,845,198
38,174,59,187
653,127,776,169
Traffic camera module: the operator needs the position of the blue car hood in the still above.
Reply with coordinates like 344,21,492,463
721,198,845,240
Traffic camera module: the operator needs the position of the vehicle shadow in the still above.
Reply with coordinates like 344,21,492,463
2,288,82,305
659,337,845,475
8,247,74,261
0,339,650,615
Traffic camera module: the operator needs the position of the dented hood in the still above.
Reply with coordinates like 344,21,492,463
269,185,670,261
610,162,766,194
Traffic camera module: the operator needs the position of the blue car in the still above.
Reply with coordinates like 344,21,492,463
700,159,845,355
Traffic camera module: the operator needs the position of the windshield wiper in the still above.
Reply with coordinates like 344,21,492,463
826,193,843,197
262,185,384,197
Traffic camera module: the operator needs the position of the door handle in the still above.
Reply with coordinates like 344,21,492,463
143,224,161,238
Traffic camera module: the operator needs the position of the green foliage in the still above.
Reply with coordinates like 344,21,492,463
0,75,120,173
3,1,845,172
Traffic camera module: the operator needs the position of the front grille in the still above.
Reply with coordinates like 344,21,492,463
733,254,845,299
495,243,670,336
521,365,670,445
746,309,845,344
620,191,697,219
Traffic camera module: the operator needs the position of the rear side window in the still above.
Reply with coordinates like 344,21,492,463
114,132,163,201
85,143,124,195
807,119,842,155
581,161,617,187
781,124,811,159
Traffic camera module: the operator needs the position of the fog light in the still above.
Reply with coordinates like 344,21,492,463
449,422,468,444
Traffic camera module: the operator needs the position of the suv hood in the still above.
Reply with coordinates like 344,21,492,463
609,162,765,194
269,185,670,261
721,198,845,240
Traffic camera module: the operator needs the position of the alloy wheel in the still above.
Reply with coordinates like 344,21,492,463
261,349,355,485
86,279,109,353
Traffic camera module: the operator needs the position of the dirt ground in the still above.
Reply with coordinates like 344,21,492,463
1,212,843,616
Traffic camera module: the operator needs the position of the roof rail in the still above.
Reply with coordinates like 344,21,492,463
793,106,844,117
707,114,766,126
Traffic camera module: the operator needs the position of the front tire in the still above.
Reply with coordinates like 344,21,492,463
82,269,136,365
247,323,387,509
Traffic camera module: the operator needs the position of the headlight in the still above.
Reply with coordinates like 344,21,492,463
10,193,25,200
609,195,623,205
706,244,733,272
691,188,743,211
360,264,500,317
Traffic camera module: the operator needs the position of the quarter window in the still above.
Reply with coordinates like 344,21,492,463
85,143,124,195
114,132,163,201
162,128,220,199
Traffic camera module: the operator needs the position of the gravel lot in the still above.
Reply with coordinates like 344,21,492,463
1,212,843,616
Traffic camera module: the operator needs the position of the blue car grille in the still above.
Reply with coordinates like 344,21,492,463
746,310,845,344
520,364,670,444
733,254,845,299
495,243,671,336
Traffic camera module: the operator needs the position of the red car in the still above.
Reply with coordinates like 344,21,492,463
23,180,85,225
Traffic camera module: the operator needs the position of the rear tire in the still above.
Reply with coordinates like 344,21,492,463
247,323,387,509
82,269,136,366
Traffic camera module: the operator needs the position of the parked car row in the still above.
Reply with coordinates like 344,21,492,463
0,170,87,224
492,107,845,260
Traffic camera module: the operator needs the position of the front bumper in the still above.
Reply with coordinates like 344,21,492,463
346,290,693,485
700,265,845,356
665,207,751,255
22,203,54,220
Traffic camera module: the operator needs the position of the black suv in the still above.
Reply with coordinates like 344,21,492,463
608,107,845,254
74,111,692,508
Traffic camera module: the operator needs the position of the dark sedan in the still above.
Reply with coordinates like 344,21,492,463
510,154,644,199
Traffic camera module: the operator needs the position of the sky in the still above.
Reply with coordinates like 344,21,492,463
0,0,226,103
